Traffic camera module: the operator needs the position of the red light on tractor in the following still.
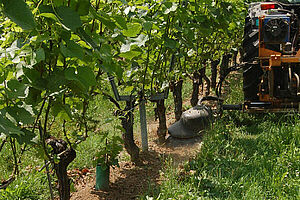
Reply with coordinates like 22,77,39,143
261,4,275,10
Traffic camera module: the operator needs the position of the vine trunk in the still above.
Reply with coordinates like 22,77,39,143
121,101,139,162
46,138,76,200
171,79,183,121
155,99,167,143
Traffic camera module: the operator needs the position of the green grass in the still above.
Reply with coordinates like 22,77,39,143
0,171,50,200
71,93,123,169
141,74,300,199
141,115,300,199
0,138,59,200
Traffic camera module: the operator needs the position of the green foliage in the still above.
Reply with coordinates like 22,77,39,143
0,1,108,199
70,0,91,16
0,0,104,148
122,23,142,37
70,94,122,169
56,6,82,31
0,114,24,137
2,0,37,30
60,40,85,60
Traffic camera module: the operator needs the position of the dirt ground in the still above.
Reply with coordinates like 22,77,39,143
70,112,203,200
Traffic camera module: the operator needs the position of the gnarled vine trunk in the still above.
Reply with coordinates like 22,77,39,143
155,99,167,143
120,100,139,162
220,54,231,80
191,70,202,107
46,138,76,200
211,60,219,89
199,67,211,97
171,79,183,121
232,50,238,66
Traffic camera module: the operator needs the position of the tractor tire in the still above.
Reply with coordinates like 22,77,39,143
243,63,262,101
242,17,259,62
242,17,263,101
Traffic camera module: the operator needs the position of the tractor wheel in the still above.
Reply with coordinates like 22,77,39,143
242,17,258,62
242,17,263,101
243,63,262,101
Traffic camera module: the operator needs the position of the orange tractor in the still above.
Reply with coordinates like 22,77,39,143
242,0,300,112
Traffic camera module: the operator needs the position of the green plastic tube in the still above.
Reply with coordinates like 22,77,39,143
95,165,109,190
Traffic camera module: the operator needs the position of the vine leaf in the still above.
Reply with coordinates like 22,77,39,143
25,88,42,105
2,0,37,30
60,40,85,60
52,0,64,6
16,129,37,145
143,22,152,31
0,114,24,138
65,66,96,93
122,23,142,37
76,27,99,50
163,2,178,14
164,37,177,49
23,68,47,91
6,80,28,99
46,69,67,93
70,0,91,16
35,48,45,63
98,44,112,62
77,66,97,87
113,15,127,30
39,13,58,21
6,106,35,125
119,49,142,60
52,101,72,121
56,6,82,31
90,8,116,30
120,34,149,53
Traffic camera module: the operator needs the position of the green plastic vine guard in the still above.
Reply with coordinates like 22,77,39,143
95,165,109,190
